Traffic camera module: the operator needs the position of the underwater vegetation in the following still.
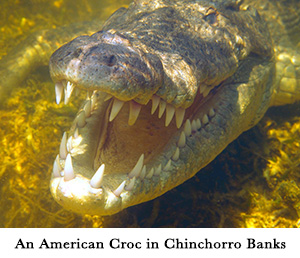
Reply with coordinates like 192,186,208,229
0,0,299,227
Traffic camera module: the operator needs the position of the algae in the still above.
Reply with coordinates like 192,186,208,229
0,0,299,228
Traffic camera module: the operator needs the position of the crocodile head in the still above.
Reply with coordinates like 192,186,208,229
49,0,275,215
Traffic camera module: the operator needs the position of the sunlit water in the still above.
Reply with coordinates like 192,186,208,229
0,0,299,228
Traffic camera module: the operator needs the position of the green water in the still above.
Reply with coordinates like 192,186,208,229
0,0,299,228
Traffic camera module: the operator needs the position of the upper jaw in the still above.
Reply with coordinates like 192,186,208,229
49,30,164,105
49,29,220,109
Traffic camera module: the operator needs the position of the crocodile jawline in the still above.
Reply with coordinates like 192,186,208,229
50,77,222,215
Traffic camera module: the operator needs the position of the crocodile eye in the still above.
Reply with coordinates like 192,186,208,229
204,13,217,25
204,8,218,25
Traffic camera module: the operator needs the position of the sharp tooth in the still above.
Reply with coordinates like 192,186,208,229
55,154,62,170
67,136,73,152
90,164,105,188
53,158,61,177
55,82,64,104
209,108,215,117
154,164,162,176
175,108,185,128
191,120,197,132
64,81,75,104
202,114,209,125
59,132,68,159
146,168,154,179
172,147,180,161
84,99,91,117
196,119,201,130
104,94,113,102
64,154,75,181
87,91,92,98
163,160,172,171
109,98,125,122
125,177,136,191
77,111,86,128
91,91,98,110
203,87,210,97
128,154,144,178
178,131,186,148
199,85,207,94
158,100,166,118
165,104,175,126
151,95,160,114
128,101,142,126
184,119,192,136
140,165,146,180
74,127,79,138
113,180,126,197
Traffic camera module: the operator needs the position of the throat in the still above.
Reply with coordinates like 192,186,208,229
94,101,178,174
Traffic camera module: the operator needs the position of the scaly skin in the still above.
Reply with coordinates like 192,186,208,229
49,0,300,215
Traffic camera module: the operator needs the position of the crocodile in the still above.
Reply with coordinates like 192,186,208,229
49,0,300,216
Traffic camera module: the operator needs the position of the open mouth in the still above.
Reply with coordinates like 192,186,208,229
48,29,273,216
50,77,219,215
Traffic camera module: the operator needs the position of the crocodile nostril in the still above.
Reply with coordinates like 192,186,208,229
106,55,117,67
73,48,82,58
